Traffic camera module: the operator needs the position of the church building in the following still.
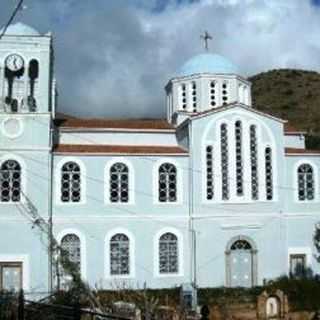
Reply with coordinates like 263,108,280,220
0,23,319,296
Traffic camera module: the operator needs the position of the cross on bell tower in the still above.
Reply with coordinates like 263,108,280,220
200,31,212,51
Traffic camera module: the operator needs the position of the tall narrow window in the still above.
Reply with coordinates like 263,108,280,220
27,59,39,112
61,162,81,202
222,82,229,106
158,163,177,202
221,124,229,200
110,163,129,203
235,121,243,196
191,82,197,112
298,164,314,201
210,81,216,107
61,234,81,273
159,233,178,274
206,146,214,200
181,84,187,110
110,234,130,276
265,147,273,200
0,160,21,202
250,125,259,200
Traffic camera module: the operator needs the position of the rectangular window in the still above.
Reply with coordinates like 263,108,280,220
0,262,22,291
290,254,306,277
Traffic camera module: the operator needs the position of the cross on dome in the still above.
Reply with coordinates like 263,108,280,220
200,31,213,51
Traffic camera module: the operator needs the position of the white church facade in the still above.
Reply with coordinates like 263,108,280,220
0,23,319,296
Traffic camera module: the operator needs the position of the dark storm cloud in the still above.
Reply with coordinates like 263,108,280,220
1,0,320,118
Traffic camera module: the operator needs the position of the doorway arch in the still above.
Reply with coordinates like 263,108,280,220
225,235,258,287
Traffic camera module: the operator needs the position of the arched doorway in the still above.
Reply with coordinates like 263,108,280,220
225,236,257,287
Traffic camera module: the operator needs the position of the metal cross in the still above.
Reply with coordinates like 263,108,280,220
200,31,213,51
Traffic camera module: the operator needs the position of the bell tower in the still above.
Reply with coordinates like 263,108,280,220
0,22,56,148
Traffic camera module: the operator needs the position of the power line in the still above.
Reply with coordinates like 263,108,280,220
0,0,25,40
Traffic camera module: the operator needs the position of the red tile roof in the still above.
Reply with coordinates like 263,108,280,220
284,123,306,134
55,118,174,130
54,144,188,155
285,148,320,155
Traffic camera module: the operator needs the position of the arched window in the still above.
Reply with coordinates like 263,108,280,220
265,147,273,200
297,164,314,201
206,146,214,200
210,81,216,107
61,162,81,203
250,125,259,200
235,121,243,196
109,163,129,203
110,234,130,275
0,160,21,202
159,233,178,274
221,124,229,200
158,163,177,202
60,234,81,273
191,82,197,112
181,84,187,110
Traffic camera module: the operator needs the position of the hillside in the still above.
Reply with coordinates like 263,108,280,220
249,69,320,148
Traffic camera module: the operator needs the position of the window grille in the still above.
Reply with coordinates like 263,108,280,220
206,146,214,200
159,233,178,274
298,164,314,201
210,81,216,107
61,234,81,272
231,240,252,250
290,254,306,278
191,82,197,112
265,147,273,200
159,163,177,202
61,162,81,202
110,163,129,203
250,125,259,200
235,121,243,196
110,234,130,275
221,124,229,200
0,160,21,202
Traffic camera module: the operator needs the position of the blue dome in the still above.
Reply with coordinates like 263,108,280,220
177,53,239,77
0,22,40,36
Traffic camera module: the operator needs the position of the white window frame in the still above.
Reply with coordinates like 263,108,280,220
153,228,184,278
104,158,135,205
104,228,135,279
288,247,312,275
55,157,86,206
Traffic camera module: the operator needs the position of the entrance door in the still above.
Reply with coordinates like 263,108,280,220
230,240,252,287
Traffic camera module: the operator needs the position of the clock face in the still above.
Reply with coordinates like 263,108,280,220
5,54,24,72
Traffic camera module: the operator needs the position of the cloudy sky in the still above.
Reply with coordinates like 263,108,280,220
1,0,320,118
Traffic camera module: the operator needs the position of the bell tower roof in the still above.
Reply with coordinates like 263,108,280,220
0,22,40,36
